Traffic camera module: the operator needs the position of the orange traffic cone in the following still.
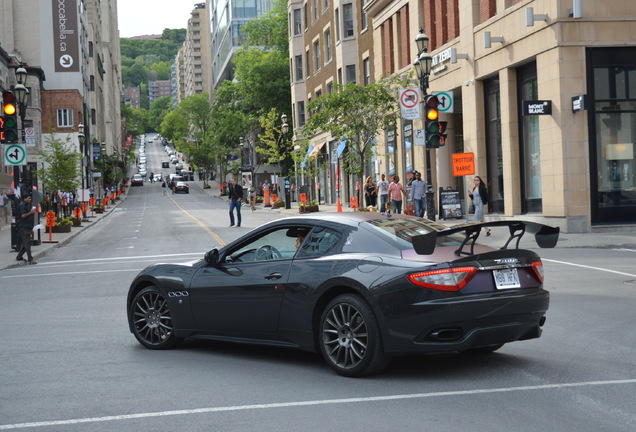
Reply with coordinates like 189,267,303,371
337,197,342,212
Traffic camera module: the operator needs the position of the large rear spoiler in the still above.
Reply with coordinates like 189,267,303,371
412,221,560,256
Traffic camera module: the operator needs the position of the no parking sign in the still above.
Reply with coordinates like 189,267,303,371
399,88,421,120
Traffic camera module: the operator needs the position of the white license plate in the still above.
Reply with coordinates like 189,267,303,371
493,268,521,289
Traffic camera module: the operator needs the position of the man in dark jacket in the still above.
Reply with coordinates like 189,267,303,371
16,194,38,264
228,178,243,227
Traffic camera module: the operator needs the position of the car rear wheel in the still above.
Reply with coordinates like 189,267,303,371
129,286,183,349
319,294,391,377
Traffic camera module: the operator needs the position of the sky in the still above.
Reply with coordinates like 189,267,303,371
117,1,199,38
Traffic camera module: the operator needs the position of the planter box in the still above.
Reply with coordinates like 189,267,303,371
272,202,285,209
299,205,319,213
46,225,72,233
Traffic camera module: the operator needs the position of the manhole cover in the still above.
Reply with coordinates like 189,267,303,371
624,280,636,286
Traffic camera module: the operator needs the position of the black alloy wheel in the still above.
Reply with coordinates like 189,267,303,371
129,286,182,349
319,294,391,377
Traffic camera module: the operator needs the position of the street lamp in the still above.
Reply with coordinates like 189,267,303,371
280,113,292,209
413,28,436,221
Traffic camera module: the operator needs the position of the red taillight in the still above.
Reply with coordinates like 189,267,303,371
408,266,478,292
531,261,544,283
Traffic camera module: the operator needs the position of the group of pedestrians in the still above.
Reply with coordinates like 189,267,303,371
363,172,491,229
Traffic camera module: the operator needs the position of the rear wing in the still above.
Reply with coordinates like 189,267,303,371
412,221,560,256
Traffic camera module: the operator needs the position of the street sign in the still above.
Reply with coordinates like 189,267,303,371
399,88,421,120
452,152,475,177
414,129,426,146
24,127,36,147
4,144,27,166
433,91,454,113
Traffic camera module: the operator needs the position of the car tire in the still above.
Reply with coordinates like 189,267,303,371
319,294,391,377
129,286,183,350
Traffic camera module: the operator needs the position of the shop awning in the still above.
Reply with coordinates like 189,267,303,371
336,140,347,157
308,142,326,157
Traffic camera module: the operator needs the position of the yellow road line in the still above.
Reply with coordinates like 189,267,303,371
168,194,226,246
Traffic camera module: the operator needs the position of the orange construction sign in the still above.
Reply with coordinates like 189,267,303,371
452,152,475,177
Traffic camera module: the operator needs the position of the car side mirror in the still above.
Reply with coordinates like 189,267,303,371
204,248,220,265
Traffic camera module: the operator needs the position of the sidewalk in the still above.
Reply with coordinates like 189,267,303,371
2,178,635,271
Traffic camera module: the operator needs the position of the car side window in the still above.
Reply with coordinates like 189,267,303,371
226,227,299,263
296,227,342,259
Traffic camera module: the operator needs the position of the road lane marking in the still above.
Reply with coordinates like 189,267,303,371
168,194,225,246
543,258,636,278
1,378,634,430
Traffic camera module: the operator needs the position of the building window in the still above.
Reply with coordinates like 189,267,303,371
335,8,340,41
338,67,342,84
295,55,303,81
316,90,322,99
363,58,370,85
346,65,356,83
324,0,329,11
313,0,318,21
517,62,542,213
313,40,321,72
293,9,302,35
327,82,334,94
57,109,73,128
343,3,354,38
90,75,95,91
324,29,332,63
360,0,367,30
298,101,306,126
304,4,308,30
484,77,503,213
306,49,311,77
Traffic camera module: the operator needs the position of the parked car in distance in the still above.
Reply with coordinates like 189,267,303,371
174,181,189,194
131,174,144,186
153,173,163,182
126,214,559,377
162,161,170,168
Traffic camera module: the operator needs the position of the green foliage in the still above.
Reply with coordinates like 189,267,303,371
302,77,405,182
37,135,82,193
121,103,149,137
257,108,292,174
242,0,289,52
149,96,173,132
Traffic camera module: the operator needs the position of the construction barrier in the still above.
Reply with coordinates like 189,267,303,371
44,211,57,243
350,196,359,210
73,207,81,219
264,186,271,207
272,194,278,203
299,193,307,204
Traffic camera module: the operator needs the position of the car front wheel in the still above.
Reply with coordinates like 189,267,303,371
129,286,183,349
319,294,391,377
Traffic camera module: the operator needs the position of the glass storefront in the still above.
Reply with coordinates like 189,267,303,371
589,48,636,223
518,62,542,213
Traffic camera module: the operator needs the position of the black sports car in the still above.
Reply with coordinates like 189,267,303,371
127,213,559,377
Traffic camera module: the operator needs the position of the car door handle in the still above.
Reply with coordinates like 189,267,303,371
265,272,283,280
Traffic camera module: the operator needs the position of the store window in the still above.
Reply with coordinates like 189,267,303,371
484,78,503,213
590,47,636,223
518,62,542,213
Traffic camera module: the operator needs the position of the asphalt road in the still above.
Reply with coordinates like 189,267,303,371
1,140,635,431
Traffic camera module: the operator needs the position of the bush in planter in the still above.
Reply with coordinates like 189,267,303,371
272,200,285,209
299,200,319,213
56,217,73,227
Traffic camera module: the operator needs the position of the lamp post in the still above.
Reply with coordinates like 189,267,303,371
413,28,436,221
280,113,291,209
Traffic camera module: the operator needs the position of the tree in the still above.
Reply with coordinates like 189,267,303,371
38,135,82,213
302,78,404,184
148,96,173,132
257,108,292,174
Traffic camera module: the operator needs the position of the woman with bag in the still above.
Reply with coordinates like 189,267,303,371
468,175,491,236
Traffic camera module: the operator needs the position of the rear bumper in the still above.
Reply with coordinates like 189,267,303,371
380,289,549,355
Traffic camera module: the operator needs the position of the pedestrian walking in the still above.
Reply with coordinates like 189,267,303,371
161,180,167,195
409,171,427,218
15,194,38,265
388,176,407,214
375,174,390,213
228,178,243,227
468,175,491,236
248,185,256,212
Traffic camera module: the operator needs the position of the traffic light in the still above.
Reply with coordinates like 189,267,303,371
424,94,448,148
1,90,19,143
